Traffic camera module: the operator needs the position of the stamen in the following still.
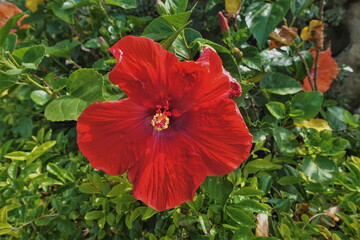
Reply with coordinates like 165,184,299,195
151,102,171,131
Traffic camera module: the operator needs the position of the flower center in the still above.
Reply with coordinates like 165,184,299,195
151,104,171,131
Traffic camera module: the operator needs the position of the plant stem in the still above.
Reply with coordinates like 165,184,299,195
296,47,314,91
313,0,326,91
68,58,82,69
13,214,59,231
25,74,52,95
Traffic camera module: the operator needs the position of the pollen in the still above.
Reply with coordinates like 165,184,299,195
151,113,169,131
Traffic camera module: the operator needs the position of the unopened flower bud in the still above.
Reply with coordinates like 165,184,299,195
156,0,169,16
99,36,109,53
217,11,229,34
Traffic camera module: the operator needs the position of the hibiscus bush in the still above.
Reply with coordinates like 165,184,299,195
1,0,360,239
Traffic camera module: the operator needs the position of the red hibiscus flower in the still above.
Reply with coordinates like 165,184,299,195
0,2,29,30
77,36,252,211
303,48,339,93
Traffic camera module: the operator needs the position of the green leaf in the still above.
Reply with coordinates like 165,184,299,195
294,50,314,81
104,0,137,9
45,96,88,121
266,102,286,120
3,33,18,53
79,183,101,194
245,0,292,46
320,138,349,156
5,151,27,161
291,91,323,120
273,126,298,156
202,176,232,206
290,0,314,17
45,69,103,121
85,211,104,220
161,20,191,50
0,12,26,48
225,206,257,228
22,45,46,69
143,11,192,40
233,187,264,196
19,163,40,179
343,110,359,127
326,106,347,130
165,0,188,14
245,159,282,173
260,72,302,95
277,176,302,185
261,49,293,67
46,40,80,57
67,69,104,102
242,46,262,71
51,1,74,24
46,163,75,183
233,200,271,214
30,90,50,106
0,80,16,93
111,194,136,204
303,156,336,183
26,141,56,165
142,207,158,220
106,182,130,197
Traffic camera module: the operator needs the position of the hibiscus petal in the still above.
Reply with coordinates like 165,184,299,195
168,47,236,114
303,49,339,93
109,36,179,108
128,133,206,211
180,98,253,176
77,98,152,175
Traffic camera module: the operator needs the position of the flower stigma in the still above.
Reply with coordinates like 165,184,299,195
151,104,171,131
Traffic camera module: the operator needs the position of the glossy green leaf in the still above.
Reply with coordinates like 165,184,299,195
225,206,257,228
105,0,136,9
245,0,292,46
79,183,101,194
22,45,45,69
261,49,293,67
277,176,302,185
0,12,26,48
50,1,74,24
266,102,286,120
233,187,264,196
291,91,323,120
0,80,16,93
273,126,298,156
290,0,314,17
27,141,56,165
242,46,262,71
30,90,50,106
67,69,103,102
85,211,104,220
5,151,27,161
326,106,347,130
202,176,232,206
161,20,190,50
245,159,282,173
303,156,336,183
165,0,188,14
233,200,271,214
45,96,88,121
46,40,80,57
143,11,192,40
260,72,302,95
3,33,18,53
